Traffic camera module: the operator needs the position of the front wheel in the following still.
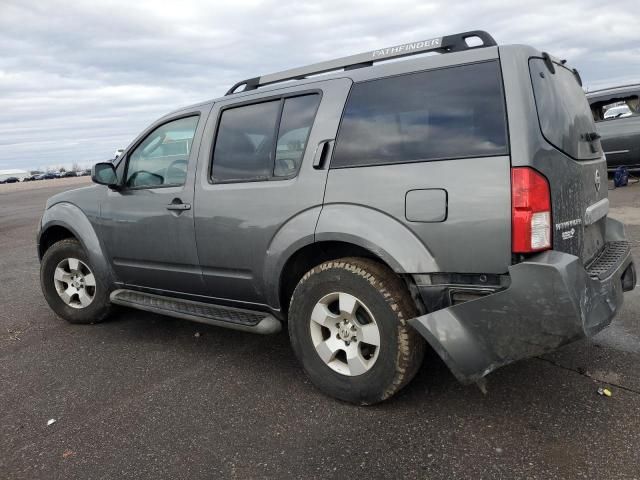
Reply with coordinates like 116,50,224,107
40,239,113,324
288,257,425,404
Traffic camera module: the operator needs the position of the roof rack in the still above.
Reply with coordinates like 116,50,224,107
225,30,497,95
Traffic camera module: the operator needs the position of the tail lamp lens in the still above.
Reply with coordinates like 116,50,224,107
511,167,551,253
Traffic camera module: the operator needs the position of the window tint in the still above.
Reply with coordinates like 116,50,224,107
212,100,280,182
126,116,199,188
530,59,601,160
331,61,508,168
275,95,320,177
212,94,320,182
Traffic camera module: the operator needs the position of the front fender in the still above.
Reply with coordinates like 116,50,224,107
315,204,439,273
39,202,114,285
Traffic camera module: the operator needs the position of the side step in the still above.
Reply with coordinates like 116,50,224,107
110,289,282,335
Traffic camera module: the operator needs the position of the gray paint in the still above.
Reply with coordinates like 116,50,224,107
315,204,439,273
98,103,213,294
38,193,114,286
595,115,640,170
194,78,352,307
410,217,633,383
37,40,635,384
500,45,608,264
405,189,447,223
587,85,640,170
321,156,512,274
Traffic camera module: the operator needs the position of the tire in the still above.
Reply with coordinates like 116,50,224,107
288,257,425,405
40,238,112,324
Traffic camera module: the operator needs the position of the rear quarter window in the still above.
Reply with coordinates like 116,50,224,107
331,60,509,168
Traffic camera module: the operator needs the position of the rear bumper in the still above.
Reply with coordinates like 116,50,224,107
409,227,635,384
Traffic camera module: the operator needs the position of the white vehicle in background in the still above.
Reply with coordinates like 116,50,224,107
603,104,632,120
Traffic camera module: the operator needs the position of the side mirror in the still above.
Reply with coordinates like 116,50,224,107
91,162,119,188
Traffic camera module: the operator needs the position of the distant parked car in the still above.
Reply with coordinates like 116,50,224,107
36,173,58,180
81,169,92,176
25,172,43,181
587,84,640,170
61,171,78,178
4,177,20,183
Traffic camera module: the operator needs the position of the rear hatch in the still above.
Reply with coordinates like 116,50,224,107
528,57,608,264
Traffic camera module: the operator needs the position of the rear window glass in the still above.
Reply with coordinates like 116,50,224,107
529,58,601,160
331,61,509,168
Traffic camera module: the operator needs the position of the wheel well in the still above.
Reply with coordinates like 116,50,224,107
38,226,76,259
279,241,394,317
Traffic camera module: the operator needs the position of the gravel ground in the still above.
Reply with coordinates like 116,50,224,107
1,178,639,479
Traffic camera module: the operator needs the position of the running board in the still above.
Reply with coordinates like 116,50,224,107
110,289,281,334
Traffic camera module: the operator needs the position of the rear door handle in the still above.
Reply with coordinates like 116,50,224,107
313,139,335,169
166,202,191,211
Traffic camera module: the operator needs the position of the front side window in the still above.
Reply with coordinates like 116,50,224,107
331,61,509,168
126,116,199,188
212,94,320,183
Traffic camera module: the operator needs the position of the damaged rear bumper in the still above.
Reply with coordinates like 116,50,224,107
409,240,635,384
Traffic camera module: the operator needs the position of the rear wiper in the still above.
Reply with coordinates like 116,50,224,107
582,131,601,153
582,132,601,141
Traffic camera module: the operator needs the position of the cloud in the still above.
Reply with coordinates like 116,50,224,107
0,0,638,170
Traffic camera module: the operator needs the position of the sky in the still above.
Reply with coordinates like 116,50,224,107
1,0,639,172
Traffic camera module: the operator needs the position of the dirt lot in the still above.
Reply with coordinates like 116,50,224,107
1,178,639,479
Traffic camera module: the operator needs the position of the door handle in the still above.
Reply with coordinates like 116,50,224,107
166,201,191,211
312,139,335,169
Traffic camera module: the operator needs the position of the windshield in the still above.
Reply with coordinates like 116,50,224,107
529,58,602,160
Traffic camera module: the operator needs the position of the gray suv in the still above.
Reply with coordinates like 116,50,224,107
37,31,636,404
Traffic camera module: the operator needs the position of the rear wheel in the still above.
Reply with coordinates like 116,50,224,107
288,257,425,404
40,239,112,324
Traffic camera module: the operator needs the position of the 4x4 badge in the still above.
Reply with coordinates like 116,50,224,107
595,169,601,192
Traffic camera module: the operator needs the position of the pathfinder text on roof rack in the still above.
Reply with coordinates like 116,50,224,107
225,30,497,95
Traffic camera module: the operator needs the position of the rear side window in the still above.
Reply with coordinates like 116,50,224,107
589,92,640,122
331,61,508,168
529,58,601,160
275,95,320,177
212,100,280,182
212,94,320,183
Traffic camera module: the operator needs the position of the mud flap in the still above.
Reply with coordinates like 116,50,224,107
409,249,629,383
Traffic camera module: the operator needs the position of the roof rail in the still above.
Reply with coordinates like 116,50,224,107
225,30,497,95
586,83,640,95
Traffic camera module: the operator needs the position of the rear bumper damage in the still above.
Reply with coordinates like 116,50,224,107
409,225,635,384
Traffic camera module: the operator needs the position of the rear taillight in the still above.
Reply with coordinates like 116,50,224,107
511,167,551,253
